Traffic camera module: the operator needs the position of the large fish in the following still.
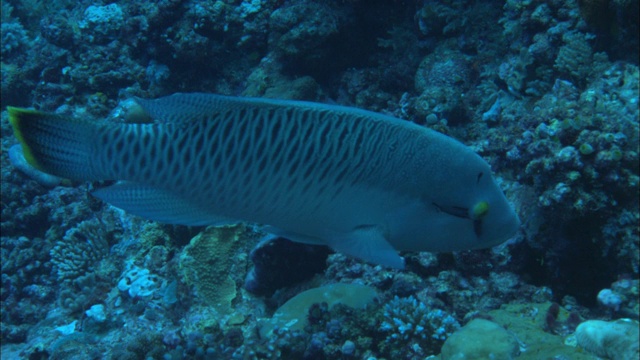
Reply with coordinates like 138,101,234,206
8,93,520,268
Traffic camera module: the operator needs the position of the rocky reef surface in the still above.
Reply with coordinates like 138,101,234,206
1,0,638,359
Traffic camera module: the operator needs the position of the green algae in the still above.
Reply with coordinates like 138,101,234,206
483,303,597,359
259,283,378,338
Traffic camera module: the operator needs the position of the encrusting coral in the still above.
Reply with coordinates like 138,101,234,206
575,318,639,360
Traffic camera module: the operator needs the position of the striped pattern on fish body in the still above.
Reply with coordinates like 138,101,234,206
97,100,430,230
8,93,520,268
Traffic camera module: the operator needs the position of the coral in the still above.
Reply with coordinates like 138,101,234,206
440,318,520,360
48,218,120,314
0,22,30,58
178,225,249,313
0,234,55,342
85,304,106,322
341,340,356,356
78,4,125,43
1,1,14,23
124,332,165,359
553,31,601,86
338,68,396,112
269,2,340,57
414,47,472,123
609,277,640,318
50,219,109,283
497,50,535,95
49,333,101,360
0,0,638,358
117,265,162,299
597,288,623,311
415,0,468,36
260,283,378,337
380,296,460,356
528,33,554,62
575,319,639,360
39,14,77,49
189,0,230,39
58,272,102,312
145,61,170,89
500,59,639,303
268,1,356,76
242,55,321,100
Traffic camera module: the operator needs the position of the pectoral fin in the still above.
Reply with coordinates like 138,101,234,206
327,226,405,269
263,226,327,245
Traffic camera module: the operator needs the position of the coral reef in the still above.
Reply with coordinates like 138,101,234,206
79,4,125,41
1,21,30,58
0,0,637,358
178,225,253,313
50,219,110,284
380,296,460,357
49,219,118,314
260,283,378,337
440,318,520,360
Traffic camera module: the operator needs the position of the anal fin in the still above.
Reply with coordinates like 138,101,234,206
92,182,236,226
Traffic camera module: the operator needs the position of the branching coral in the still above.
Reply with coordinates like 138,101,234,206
49,218,114,312
554,31,608,87
50,219,109,283
380,296,460,356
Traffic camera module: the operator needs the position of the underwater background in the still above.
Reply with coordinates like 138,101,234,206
0,0,638,359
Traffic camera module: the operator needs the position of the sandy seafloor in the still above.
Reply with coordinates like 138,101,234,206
0,0,638,359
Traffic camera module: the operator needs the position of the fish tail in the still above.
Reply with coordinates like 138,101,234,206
8,107,101,181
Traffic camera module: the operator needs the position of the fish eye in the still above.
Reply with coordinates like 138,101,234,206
476,172,484,184
471,201,489,219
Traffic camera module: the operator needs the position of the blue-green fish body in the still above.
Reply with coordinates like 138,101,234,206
9,93,519,268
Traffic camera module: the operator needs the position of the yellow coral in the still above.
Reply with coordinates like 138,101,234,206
178,225,248,313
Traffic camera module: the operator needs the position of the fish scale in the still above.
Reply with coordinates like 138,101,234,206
8,93,520,268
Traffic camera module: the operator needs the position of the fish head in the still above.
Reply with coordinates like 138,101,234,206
388,153,520,253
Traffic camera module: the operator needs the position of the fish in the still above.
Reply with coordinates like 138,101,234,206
8,93,520,269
